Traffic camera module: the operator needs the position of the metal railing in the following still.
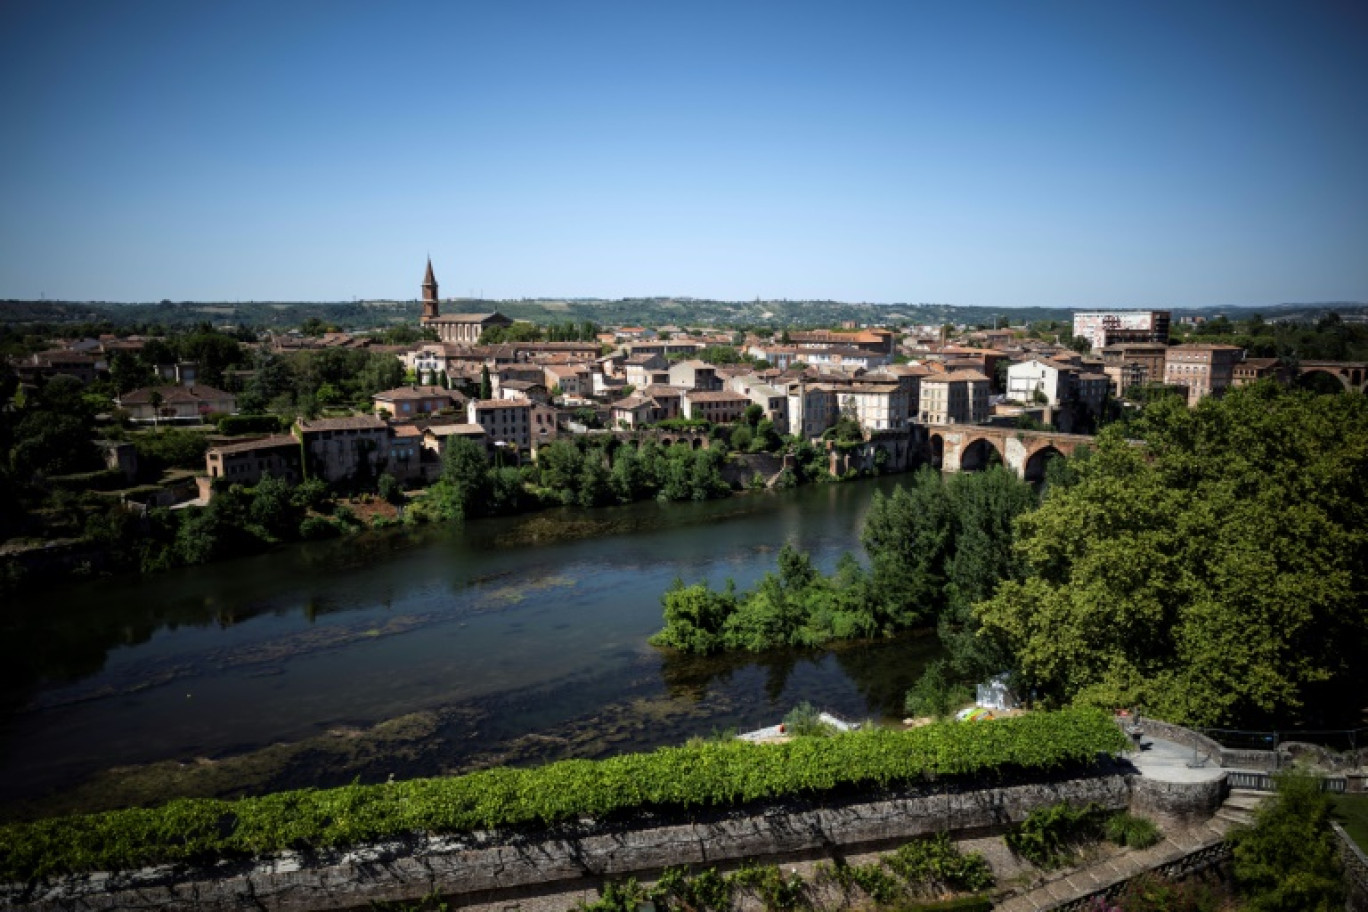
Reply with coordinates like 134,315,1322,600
1226,770,1346,793
1196,726,1368,753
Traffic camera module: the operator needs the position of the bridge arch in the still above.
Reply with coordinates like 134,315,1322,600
1023,445,1064,483
1297,367,1354,394
959,436,1004,471
929,433,945,469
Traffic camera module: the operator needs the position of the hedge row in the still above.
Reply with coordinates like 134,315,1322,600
0,708,1127,882
217,414,288,435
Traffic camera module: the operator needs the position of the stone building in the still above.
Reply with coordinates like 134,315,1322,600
295,415,391,484
919,370,990,424
1100,343,1168,396
680,390,750,423
205,435,303,486
372,385,464,419
1164,344,1242,405
468,399,533,451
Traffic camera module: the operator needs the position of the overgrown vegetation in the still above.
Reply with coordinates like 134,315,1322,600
0,708,1125,881
1104,812,1161,849
1229,768,1345,912
1097,871,1238,912
1005,801,1108,869
573,834,993,912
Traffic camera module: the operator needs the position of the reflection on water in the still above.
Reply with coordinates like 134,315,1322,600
0,477,943,820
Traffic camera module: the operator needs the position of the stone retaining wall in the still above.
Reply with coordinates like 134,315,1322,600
5,774,1133,912
1128,775,1227,827
1336,822,1368,912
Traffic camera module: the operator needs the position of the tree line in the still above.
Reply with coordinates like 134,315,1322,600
651,465,1048,662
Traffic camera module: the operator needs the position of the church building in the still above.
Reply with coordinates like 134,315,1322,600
419,258,513,345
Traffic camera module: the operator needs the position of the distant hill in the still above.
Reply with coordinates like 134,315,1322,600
2,297,1364,332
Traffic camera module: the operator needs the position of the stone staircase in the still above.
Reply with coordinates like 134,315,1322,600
1212,787,1267,829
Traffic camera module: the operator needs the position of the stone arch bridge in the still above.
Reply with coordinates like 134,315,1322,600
926,424,1096,480
1295,360,1368,393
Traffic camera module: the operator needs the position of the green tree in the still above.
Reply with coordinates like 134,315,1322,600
975,384,1368,726
110,351,152,393
248,475,300,541
147,389,164,427
1230,769,1344,911
651,578,739,653
941,467,1037,678
861,468,954,629
479,365,492,400
377,472,403,505
433,436,491,518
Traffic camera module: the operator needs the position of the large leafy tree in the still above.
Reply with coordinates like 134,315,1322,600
976,383,1368,727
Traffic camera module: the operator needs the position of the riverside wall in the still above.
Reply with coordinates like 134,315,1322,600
3,771,1189,912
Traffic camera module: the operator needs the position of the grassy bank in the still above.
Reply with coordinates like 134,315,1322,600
0,708,1127,882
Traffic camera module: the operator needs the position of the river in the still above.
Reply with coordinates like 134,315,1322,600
0,477,944,821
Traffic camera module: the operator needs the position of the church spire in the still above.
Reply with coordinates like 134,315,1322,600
421,257,439,322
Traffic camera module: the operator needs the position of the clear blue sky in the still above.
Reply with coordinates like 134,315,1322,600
2,1,1365,308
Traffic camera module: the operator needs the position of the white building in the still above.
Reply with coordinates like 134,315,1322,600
1006,358,1074,406
1072,310,1171,352
833,382,908,432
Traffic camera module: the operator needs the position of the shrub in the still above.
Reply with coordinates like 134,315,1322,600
882,834,994,893
782,702,836,738
298,516,339,540
1006,801,1107,869
377,472,404,505
1105,812,1160,849
903,661,974,720
216,414,286,435
45,468,128,492
1114,872,1230,912
818,859,903,905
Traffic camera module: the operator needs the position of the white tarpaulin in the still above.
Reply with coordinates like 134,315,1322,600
976,673,1020,710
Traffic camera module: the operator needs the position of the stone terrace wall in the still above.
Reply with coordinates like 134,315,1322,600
1128,775,1226,827
7,774,1133,912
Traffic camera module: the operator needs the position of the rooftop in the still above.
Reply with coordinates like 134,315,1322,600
373,385,460,400
296,415,388,431
208,435,299,456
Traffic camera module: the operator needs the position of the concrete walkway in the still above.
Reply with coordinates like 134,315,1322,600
1123,735,1226,784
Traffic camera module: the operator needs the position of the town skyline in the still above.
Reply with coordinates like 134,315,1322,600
2,1,1366,306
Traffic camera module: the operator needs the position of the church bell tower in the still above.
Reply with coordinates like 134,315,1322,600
421,257,439,322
